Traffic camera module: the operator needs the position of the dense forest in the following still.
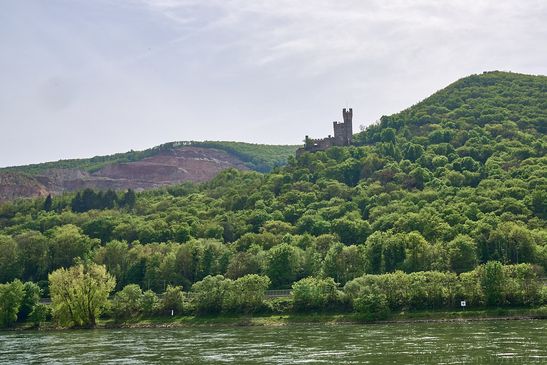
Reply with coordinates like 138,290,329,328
0,71,546,327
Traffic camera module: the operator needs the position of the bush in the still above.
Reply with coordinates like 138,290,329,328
292,277,340,312
540,286,547,305
266,297,293,314
479,261,506,306
223,275,270,314
111,284,144,321
161,285,186,315
141,290,160,316
354,292,390,320
29,304,51,326
191,276,228,315
503,264,543,306
19,282,42,322
0,280,25,328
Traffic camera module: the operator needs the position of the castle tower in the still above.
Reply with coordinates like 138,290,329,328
300,108,354,155
342,108,353,145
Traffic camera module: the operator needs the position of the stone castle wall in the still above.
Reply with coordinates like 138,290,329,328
297,108,353,156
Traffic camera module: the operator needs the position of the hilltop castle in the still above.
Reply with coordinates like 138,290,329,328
297,108,353,156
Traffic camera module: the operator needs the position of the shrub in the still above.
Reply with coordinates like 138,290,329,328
141,290,160,316
191,276,231,315
18,282,42,322
29,304,51,327
292,277,340,312
161,285,186,315
223,275,270,314
479,261,506,306
0,280,25,328
266,297,293,314
354,292,390,320
111,284,144,321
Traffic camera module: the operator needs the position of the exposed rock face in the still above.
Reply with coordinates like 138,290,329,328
0,147,249,202
0,173,49,201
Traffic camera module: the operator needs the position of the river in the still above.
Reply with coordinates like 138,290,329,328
1,320,545,364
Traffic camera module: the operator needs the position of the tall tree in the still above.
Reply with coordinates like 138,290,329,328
447,235,478,274
48,263,115,327
479,261,506,306
43,194,53,212
121,189,136,209
266,244,302,288
0,280,25,328
0,235,21,283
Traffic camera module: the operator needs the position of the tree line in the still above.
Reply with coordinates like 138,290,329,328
0,261,545,328
0,71,545,324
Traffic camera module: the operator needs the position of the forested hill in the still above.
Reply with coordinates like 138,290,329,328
1,141,299,175
355,71,546,146
0,142,298,202
0,71,545,300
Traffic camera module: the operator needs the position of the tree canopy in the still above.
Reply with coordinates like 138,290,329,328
0,71,545,301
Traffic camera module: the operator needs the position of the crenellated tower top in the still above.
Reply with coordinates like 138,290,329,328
343,108,353,124
297,108,355,156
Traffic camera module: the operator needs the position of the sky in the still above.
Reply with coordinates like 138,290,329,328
1,0,546,167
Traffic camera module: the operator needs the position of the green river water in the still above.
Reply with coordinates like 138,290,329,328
0,320,545,364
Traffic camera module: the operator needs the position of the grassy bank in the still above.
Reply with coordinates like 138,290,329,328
9,306,547,331
103,306,547,328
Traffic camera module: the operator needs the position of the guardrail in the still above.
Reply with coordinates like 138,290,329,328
265,289,292,298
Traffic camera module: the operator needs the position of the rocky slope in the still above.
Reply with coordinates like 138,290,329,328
0,173,50,201
0,146,250,202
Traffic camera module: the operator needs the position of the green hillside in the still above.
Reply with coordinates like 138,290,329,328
0,71,546,327
0,141,299,174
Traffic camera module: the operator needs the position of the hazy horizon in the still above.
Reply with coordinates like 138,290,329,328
2,0,546,167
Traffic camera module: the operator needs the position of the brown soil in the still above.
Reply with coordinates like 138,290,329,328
0,147,250,202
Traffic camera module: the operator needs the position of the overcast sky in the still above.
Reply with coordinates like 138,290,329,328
1,0,546,167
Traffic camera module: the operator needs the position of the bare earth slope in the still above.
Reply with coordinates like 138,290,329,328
0,173,50,201
0,147,249,201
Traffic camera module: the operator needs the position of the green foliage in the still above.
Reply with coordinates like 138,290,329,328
191,275,229,315
15,231,50,282
485,222,536,264
291,277,340,312
161,285,186,315
111,284,144,321
354,292,390,320
191,274,270,315
0,235,21,282
1,141,298,175
0,280,25,327
223,274,271,313
0,71,545,318
29,304,51,326
266,244,303,289
322,243,366,285
345,263,543,311
141,290,160,315
49,263,115,327
18,281,41,321
191,141,298,172
266,297,293,314
479,261,506,306
48,225,99,272
447,235,477,274
44,194,53,212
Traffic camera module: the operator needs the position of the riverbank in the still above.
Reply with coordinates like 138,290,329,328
9,306,547,331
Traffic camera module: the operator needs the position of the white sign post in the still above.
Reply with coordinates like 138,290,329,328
460,300,466,310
